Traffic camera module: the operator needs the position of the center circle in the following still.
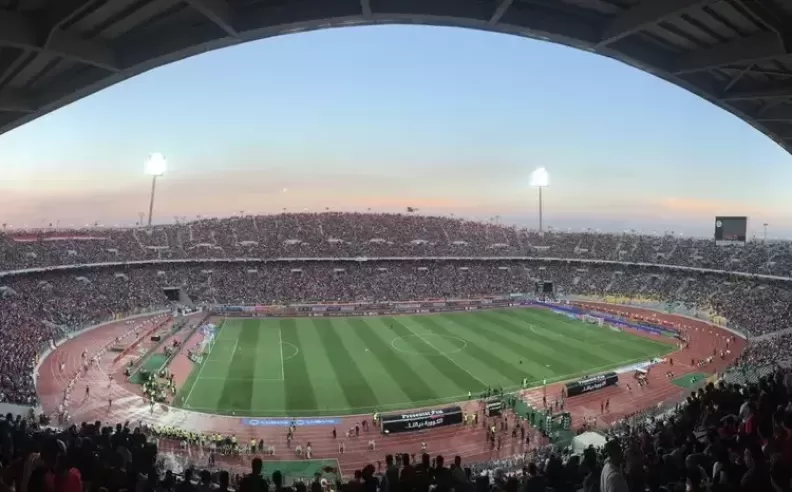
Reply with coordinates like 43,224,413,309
390,335,468,356
281,341,299,361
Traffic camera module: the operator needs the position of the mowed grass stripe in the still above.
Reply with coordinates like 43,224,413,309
516,309,672,361
174,320,227,408
387,317,487,392
313,319,378,410
483,310,618,364
439,313,577,375
476,311,615,367
455,314,584,371
416,315,546,385
252,322,285,379
508,309,674,363
333,319,415,410
347,318,436,403
522,310,675,359
403,316,509,387
280,319,318,413
512,309,672,355
187,322,240,411
174,308,679,417
250,322,286,414
429,315,553,382
505,309,641,352
293,319,346,414
217,319,259,411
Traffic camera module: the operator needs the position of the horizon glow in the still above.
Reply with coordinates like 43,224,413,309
0,25,790,239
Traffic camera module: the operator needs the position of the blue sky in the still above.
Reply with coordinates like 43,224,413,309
0,25,790,238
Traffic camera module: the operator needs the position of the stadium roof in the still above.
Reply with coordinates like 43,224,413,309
3,0,792,152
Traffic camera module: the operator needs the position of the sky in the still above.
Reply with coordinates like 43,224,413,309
0,25,790,238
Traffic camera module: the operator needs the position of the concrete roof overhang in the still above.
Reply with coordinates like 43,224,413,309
2,0,792,151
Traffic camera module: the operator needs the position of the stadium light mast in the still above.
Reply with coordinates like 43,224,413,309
144,153,167,227
530,167,549,232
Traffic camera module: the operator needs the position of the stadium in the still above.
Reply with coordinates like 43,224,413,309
3,0,792,490
0,211,780,486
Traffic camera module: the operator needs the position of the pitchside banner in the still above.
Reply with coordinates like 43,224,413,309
380,406,463,434
213,298,515,318
565,372,618,397
241,418,340,427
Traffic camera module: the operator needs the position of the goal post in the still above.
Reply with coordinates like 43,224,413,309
198,323,218,356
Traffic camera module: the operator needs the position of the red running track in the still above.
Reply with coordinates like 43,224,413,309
35,306,746,475
552,302,746,428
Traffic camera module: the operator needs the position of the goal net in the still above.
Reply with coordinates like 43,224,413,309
581,314,604,327
198,323,217,356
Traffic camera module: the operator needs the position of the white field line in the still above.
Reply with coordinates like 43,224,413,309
402,323,488,388
184,322,229,407
278,325,286,381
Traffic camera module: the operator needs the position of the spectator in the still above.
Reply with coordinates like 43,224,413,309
239,458,268,492
600,440,628,492
5,365,792,492
522,462,545,492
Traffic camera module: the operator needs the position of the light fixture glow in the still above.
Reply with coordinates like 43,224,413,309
145,153,167,177
530,167,549,187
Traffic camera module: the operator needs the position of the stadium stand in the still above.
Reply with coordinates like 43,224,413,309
5,361,792,491
2,213,792,491
0,212,791,275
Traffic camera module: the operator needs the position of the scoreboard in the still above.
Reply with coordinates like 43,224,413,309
714,216,747,245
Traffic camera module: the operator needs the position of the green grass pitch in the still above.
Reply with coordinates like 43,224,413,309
173,308,675,417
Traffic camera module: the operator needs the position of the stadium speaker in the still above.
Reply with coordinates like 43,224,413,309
151,335,161,342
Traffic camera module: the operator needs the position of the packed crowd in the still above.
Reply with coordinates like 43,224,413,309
1,259,791,406
733,334,792,371
2,214,791,490
5,366,792,492
1,212,792,276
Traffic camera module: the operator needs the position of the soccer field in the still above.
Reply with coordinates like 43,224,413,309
174,308,674,417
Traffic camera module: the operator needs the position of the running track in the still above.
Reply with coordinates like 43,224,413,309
35,305,745,475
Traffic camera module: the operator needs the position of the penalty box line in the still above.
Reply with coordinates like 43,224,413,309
182,321,229,407
194,326,287,384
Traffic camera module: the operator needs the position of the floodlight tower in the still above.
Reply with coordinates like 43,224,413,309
145,153,167,227
530,167,549,232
